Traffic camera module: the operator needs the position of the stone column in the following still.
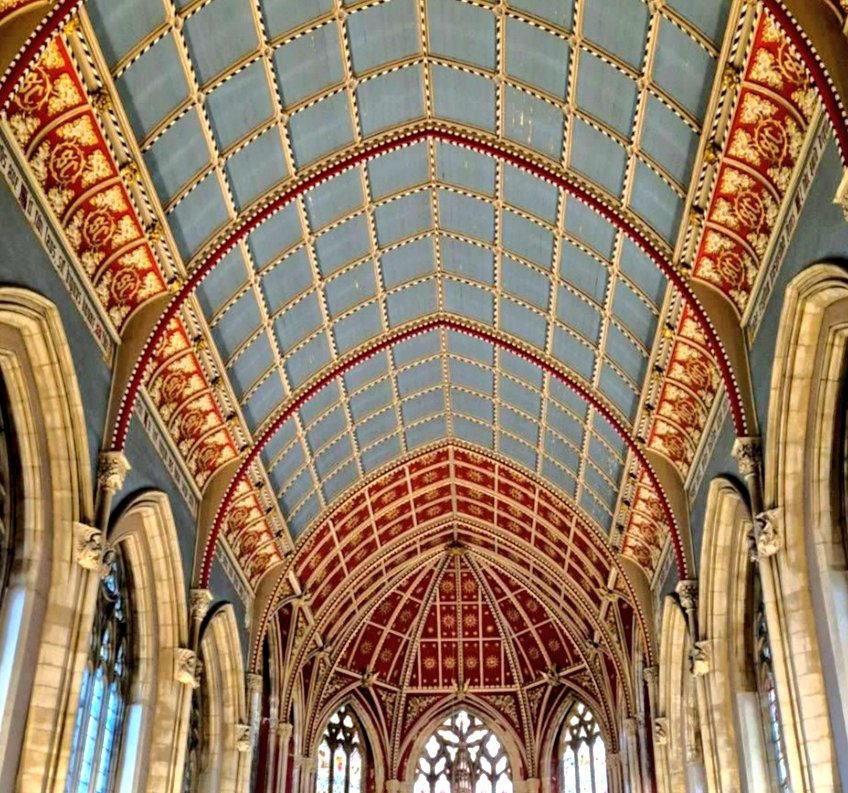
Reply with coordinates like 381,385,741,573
296,755,317,793
623,717,642,793
276,723,294,793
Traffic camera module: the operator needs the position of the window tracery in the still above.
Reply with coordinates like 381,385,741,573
65,548,132,793
316,704,364,793
413,710,512,793
558,702,607,793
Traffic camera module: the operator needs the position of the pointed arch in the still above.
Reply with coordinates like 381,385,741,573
194,603,248,793
400,698,526,788
698,477,772,792
106,491,190,793
763,263,848,790
0,287,93,793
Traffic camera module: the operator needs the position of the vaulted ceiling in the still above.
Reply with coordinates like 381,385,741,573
1,0,837,757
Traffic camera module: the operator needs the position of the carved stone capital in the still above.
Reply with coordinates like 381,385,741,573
606,752,621,769
689,640,711,677
96,450,131,492
277,722,294,742
675,579,698,613
190,588,213,621
246,672,263,694
654,717,669,746
174,648,199,688
642,665,659,686
755,508,783,558
73,522,105,572
731,436,762,477
235,723,251,752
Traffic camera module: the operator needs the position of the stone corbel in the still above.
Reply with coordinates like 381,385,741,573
73,522,105,572
174,648,200,688
654,717,669,746
755,508,783,559
235,723,251,752
96,450,131,493
689,640,711,677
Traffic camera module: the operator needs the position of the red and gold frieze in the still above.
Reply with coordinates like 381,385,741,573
7,39,164,327
620,471,670,577
647,305,721,478
692,13,817,314
5,37,282,581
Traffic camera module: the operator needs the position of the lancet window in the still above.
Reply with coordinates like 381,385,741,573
65,549,132,793
413,710,512,793
316,704,364,793
559,702,607,793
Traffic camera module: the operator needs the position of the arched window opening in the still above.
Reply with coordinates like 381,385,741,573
0,373,17,607
316,704,365,793
754,579,790,792
65,548,132,793
413,710,512,793
558,702,607,793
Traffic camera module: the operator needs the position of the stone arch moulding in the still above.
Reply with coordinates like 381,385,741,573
0,287,93,793
108,490,191,793
764,262,848,791
697,477,756,793
198,602,249,793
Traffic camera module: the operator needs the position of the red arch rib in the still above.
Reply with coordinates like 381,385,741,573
110,126,747,457
199,317,688,586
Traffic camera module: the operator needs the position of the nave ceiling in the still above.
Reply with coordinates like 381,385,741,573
1,0,845,740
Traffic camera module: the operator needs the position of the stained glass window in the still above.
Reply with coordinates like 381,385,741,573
65,549,132,793
413,711,512,793
559,703,607,793
0,374,16,609
754,589,791,791
315,705,364,793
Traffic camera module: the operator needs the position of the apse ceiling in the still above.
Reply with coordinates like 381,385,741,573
1,0,829,609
